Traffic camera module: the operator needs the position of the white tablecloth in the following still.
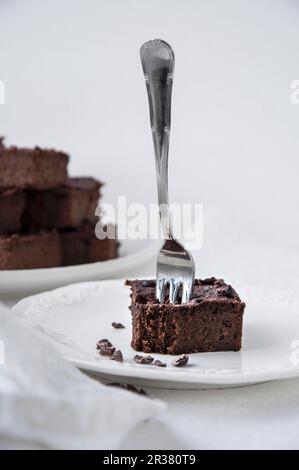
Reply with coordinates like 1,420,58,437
122,378,299,450
0,303,165,450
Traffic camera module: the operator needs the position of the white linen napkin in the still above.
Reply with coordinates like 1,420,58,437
0,303,166,450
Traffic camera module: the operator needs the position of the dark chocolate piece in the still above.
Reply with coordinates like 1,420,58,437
134,354,154,365
126,279,245,355
96,339,112,349
172,354,189,367
154,360,167,368
112,322,125,329
110,350,123,362
141,280,155,288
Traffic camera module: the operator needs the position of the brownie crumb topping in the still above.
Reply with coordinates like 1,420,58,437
197,277,217,285
217,284,235,298
126,278,241,305
0,138,69,160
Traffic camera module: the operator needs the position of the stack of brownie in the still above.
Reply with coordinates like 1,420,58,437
0,138,118,269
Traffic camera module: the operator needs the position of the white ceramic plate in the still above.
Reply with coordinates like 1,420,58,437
0,239,160,297
13,279,299,389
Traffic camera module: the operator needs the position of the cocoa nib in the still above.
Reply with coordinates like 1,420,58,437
141,280,155,288
134,354,154,365
108,382,148,396
172,354,189,367
226,285,235,298
199,277,217,285
218,285,235,298
112,322,125,329
154,359,167,368
96,338,109,345
99,346,115,357
96,338,112,349
110,350,123,362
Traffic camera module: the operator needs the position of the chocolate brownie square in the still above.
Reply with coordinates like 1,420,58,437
23,177,102,229
0,138,68,189
59,222,118,266
0,188,25,232
126,278,245,355
0,230,61,270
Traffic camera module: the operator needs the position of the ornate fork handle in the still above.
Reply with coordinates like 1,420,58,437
140,39,175,240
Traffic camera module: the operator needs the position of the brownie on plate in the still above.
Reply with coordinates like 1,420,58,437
0,188,26,232
59,222,118,266
0,230,61,270
23,177,102,229
126,278,245,355
0,138,68,189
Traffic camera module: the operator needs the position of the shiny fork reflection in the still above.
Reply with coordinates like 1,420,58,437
140,39,195,304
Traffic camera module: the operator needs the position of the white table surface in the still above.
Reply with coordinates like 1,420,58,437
2,375,299,450
1,0,299,449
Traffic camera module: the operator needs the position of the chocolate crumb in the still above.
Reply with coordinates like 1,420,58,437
191,295,204,304
141,280,155,288
108,383,148,396
110,350,123,362
134,354,154,365
226,285,235,298
112,322,125,329
200,277,217,285
96,339,112,349
172,354,189,367
218,285,235,298
99,346,115,357
97,338,109,344
154,360,167,368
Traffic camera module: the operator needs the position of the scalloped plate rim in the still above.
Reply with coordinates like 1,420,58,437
12,279,299,389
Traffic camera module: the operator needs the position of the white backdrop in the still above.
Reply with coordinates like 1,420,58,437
0,0,299,276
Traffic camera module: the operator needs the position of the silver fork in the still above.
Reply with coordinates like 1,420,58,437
140,39,195,304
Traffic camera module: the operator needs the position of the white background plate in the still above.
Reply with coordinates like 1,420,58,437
0,238,160,297
13,279,299,389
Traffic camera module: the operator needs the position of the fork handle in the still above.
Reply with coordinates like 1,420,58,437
140,39,175,239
